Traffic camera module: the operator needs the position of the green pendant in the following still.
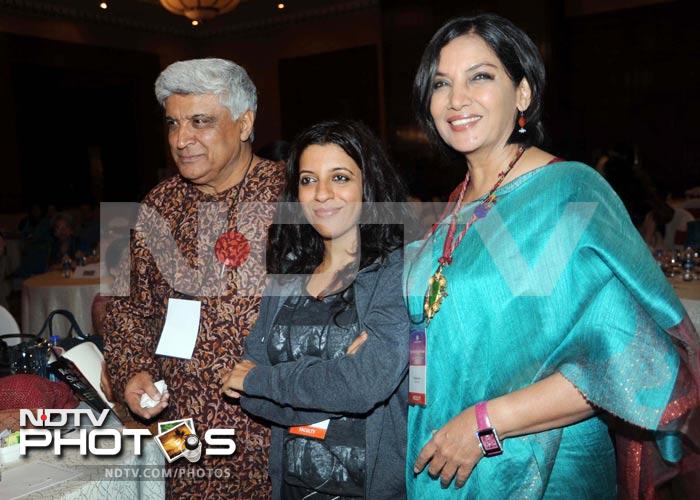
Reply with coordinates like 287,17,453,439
424,265,447,324
429,280,440,305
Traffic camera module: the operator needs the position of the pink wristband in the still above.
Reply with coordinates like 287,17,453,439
475,401,492,428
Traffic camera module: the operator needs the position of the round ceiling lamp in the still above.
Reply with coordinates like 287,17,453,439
160,0,241,21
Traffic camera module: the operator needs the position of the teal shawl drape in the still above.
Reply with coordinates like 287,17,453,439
404,162,699,499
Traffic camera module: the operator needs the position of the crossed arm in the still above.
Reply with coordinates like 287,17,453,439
221,256,410,426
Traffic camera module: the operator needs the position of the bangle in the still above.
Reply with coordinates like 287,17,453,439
474,401,503,457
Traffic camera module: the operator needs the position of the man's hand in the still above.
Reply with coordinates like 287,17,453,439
123,371,169,419
220,360,256,399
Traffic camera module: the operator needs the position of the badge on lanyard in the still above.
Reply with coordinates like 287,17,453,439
289,419,330,440
409,326,427,406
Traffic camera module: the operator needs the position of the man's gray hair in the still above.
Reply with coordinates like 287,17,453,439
154,58,257,120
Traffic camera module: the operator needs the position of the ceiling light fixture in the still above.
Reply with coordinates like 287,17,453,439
277,2,285,9
99,2,108,9
160,0,241,22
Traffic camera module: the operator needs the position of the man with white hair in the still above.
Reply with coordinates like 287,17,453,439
104,58,284,498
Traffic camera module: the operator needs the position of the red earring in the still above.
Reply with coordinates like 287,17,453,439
517,111,527,133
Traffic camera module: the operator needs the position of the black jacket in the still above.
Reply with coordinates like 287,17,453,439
241,249,409,499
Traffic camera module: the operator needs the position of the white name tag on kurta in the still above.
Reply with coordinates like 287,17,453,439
155,298,201,360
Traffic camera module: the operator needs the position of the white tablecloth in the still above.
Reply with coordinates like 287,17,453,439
21,271,100,337
0,408,165,500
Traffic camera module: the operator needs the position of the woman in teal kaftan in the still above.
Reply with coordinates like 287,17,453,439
406,13,699,499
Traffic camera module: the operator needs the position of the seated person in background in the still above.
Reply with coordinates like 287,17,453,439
664,189,695,248
594,146,656,228
664,188,696,246
77,203,100,253
13,204,54,278
48,212,89,269
642,188,696,250
641,200,673,250
17,203,51,243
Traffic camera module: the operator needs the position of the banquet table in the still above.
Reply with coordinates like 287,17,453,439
669,276,700,333
21,269,100,337
0,406,165,499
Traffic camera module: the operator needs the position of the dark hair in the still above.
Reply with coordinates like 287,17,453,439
413,13,546,158
267,120,408,275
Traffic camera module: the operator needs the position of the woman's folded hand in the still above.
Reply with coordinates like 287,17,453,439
220,359,257,398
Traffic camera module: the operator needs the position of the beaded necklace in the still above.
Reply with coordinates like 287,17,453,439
423,145,526,324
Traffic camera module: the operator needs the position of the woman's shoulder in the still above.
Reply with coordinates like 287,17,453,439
376,248,405,272
354,249,404,288
527,161,634,236
386,247,404,265
539,160,603,183
534,161,621,202
372,249,405,289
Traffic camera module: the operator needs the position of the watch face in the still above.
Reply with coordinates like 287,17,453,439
477,429,503,457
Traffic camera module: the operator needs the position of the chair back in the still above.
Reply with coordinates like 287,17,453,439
0,305,20,346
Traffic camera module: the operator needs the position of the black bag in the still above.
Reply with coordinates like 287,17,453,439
36,309,104,352
0,333,46,377
0,311,103,378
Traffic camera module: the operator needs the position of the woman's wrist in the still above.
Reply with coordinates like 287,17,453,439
472,373,595,441
476,396,515,440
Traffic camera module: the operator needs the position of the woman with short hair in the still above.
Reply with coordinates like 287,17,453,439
405,13,699,498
